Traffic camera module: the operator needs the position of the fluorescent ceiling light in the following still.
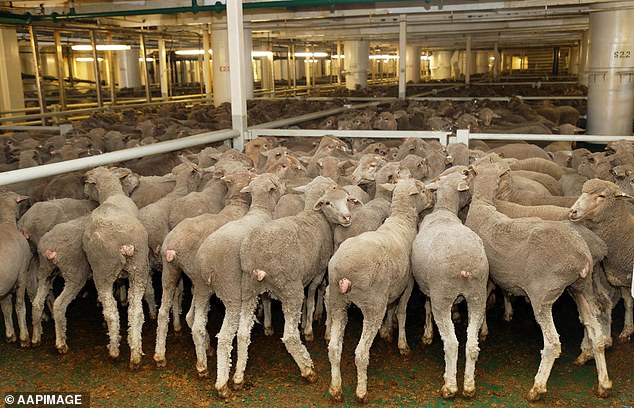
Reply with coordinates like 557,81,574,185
71,44,131,51
175,49,212,55
76,57,104,62
252,50,273,57
294,52,328,58
331,55,344,59
421,55,429,60
139,57,154,62
305,59,318,63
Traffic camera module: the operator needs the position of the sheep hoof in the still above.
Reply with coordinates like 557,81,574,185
206,347,214,357
304,332,314,342
574,352,593,366
618,332,631,343
525,387,544,402
197,368,209,378
232,380,244,391
478,333,488,343
173,320,182,333
422,335,433,345
399,345,411,356
20,339,30,348
597,384,611,398
355,393,367,404
31,339,41,347
57,344,69,354
108,347,120,360
440,385,457,399
154,355,166,368
329,387,343,402
6,334,16,343
264,327,274,336
303,369,318,384
462,387,476,399
503,313,513,323
217,384,232,400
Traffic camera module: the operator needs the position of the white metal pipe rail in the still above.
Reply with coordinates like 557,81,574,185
250,128,452,144
0,129,238,186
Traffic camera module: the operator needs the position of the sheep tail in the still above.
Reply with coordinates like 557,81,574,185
253,269,267,282
338,278,352,294
165,249,176,263
44,249,57,261
580,261,591,279
119,244,135,257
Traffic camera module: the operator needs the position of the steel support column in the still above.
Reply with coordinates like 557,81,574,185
227,0,247,150
398,16,407,99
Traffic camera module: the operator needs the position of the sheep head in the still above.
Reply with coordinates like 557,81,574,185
313,188,354,227
569,179,633,222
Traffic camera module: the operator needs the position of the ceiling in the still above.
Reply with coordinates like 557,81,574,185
1,1,632,50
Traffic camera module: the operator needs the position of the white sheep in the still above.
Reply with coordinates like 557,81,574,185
327,178,435,403
411,171,489,399
233,176,353,390
82,166,149,369
465,161,612,401
195,173,285,399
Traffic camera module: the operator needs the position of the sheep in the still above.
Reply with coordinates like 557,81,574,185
327,178,435,403
411,172,489,399
154,171,253,370
167,171,228,229
495,200,569,221
611,165,634,196
0,191,32,347
233,177,354,389
569,179,634,342
399,154,429,180
492,143,551,161
511,170,563,196
465,162,612,401
446,143,470,166
507,157,563,180
30,215,91,353
130,174,176,209
82,166,149,369
195,173,286,398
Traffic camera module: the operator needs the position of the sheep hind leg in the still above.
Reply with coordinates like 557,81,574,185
422,297,434,345
262,292,274,336
126,262,149,370
574,328,594,365
191,285,212,377
327,301,348,402
569,289,612,397
215,303,241,399
618,287,633,343
233,294,260,388
0,295,15,343
379,305,395,343
354,307,384,403
503,292,513,322
303,277,322,342
463,295,486,399
31,279,52,346
432,301,459,399
15,282,29,347
280,294,317,382
313,278,326,323
143,273,157,320
395,277,414,356
172,279,184,333
526,305,561,402
95,280,121,360
53,275,88,354
154,263,181,367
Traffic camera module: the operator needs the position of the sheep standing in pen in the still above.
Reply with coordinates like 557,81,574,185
464,161,612,401
327,178,435,403
195,174,285,399
82,166,149,369
233,177,354,389
569,179,634,342
0,191,31,347
411,171,489,399
30,215,91,353
153,171,253,370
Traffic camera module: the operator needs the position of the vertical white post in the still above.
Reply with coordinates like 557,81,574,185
343,40,369,90
117,49,141,89
201,28,213,102
29,26,47,123
492,42,499,80
406,45,421,84
159,38,169,100
227,0,247,150
53,31,67,110
579,30,590,86
336,41,342,85
212,21,231,106
243,28,254,99
456,128,470,147
0,28,25,116
465,36,472,85
398,16,407,99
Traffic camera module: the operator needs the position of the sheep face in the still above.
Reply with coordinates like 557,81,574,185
223,171,255,199
569,179,631,222
313,188,354,227
241,173,285,199
350,154,387,185
375,162,410,185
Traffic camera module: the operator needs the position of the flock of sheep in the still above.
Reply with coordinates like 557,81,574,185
0,96,633,404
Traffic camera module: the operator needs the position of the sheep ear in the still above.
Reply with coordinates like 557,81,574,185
313,198,326,211
347,197,362,206
221,176,232,184
380,183,396,192
457,181,470,192
240,185,251,193
13,193,29,203
293,184,308,193
425,182,439,192
616,192,634,202
111,167,131,179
